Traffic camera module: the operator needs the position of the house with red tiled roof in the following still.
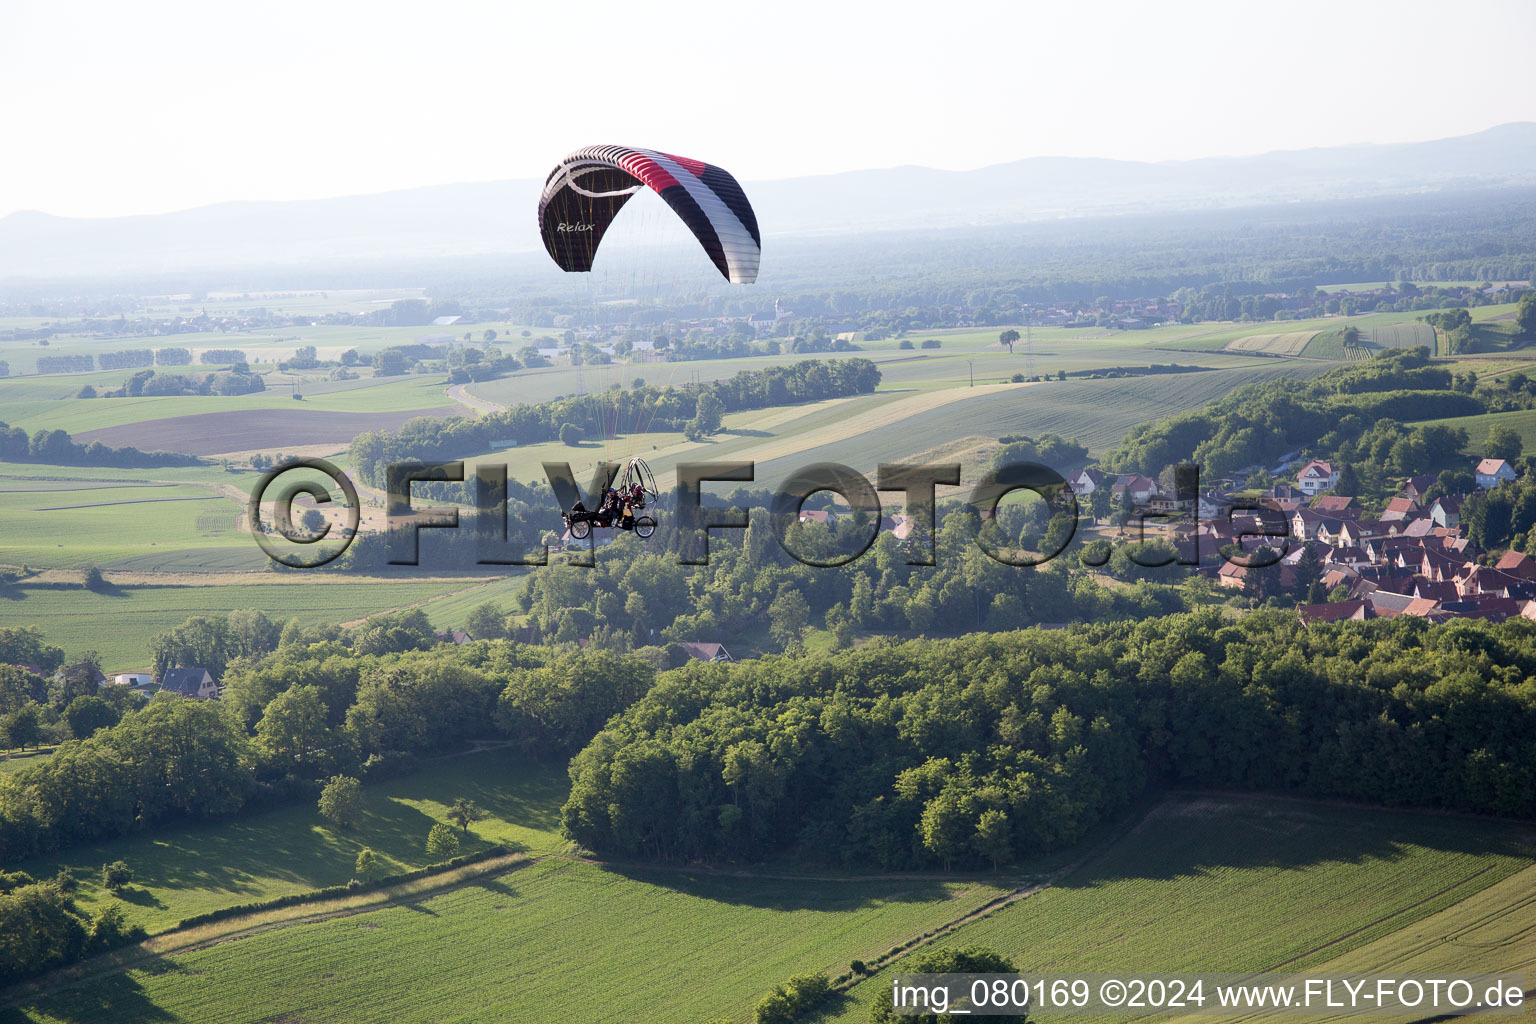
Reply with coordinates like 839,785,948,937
1402,596,1452,621
1495,550,1536,580
1111,475,1162,502
1296,459,1338,496
1298,599,1371,623
1475,458,1516,489
1311,494,1357,516
1381,496,1419,523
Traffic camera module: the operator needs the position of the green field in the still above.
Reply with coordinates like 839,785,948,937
0,481,250,569
0,578,483,671
12,749,569,933
816,796,1535,1022
3,859,1009,1024
420,574,532,629
1417,407,1536,455
6,793,1528,1024
0,375,455,435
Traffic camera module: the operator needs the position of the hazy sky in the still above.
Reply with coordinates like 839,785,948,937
4,0,1535,220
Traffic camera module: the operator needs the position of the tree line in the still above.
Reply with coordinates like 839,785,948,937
0,611,661,864
347,358,882,488
0,420,202,468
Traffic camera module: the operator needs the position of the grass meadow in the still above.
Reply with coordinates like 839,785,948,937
10,749,569,934
0,578,485,671
815,795,1535,1023
5,793,1528,1024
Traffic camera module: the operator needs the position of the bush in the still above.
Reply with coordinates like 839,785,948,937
559,423,585,446
754,973,831,1024
355,847,378,883
425,823,460,860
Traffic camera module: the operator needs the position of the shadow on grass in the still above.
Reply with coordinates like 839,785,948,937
595,863,956,913
19,751,562,922
0,956,178,1024
1051,792,1536,891
115,886,166,910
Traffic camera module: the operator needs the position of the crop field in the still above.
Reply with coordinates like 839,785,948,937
0,578,484,671
5,858,1010,1024
1221,330,1319,355
1300,328,1372,361
420,574,531,628
75,405,463,456
1367,322,1436,350
0,481,251,569
752,363,1335,485
0,375,457,437
817,796,1535,1023
12,749,570,933
1416,407,1536,454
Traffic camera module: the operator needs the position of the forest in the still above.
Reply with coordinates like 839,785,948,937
562,610,1536,867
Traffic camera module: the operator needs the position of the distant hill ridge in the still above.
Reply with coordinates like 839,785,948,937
3,123,1535,279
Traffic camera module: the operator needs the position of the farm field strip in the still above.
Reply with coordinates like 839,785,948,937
815,796,1534,1023
1160,864,1536,1024
1222,330,1320,355
0,579,489,671
4,857,1011,1024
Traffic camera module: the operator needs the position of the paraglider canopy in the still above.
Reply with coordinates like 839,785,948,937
538,146,761,284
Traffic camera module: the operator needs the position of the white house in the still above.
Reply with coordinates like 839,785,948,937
113,672,153,687
1069,468,1109,494
1475,458,1517,489
678,642,733,663
160,667,219,699
1296,460,1338,496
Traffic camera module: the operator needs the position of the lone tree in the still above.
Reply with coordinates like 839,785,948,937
558,423,584,447
1486,424,1524,463
999,329,1020,354
355,847,379,883
1516,292,1536,341
300,508,327,536
102,860,133,893
448,798,487,835
318,775,363,830
425,823,460,861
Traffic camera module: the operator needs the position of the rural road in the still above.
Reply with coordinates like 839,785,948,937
447,383,506,415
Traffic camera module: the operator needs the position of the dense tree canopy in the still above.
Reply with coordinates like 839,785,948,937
563,610,1536,868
